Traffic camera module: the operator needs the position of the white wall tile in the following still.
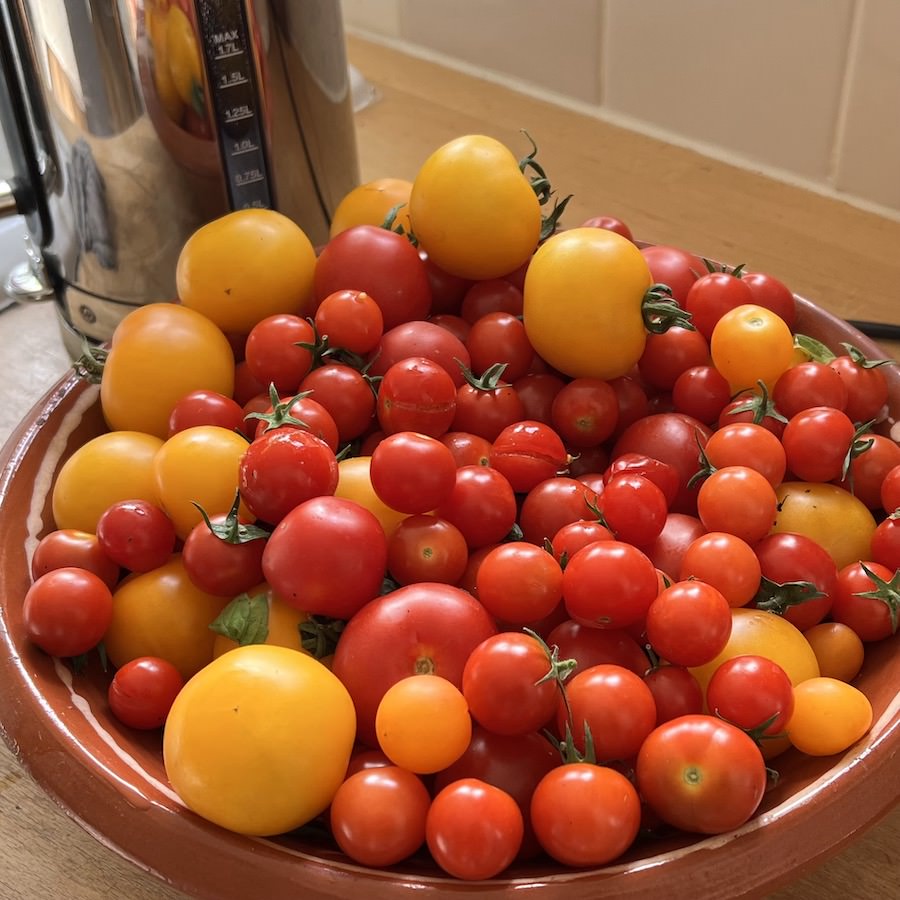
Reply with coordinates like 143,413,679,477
602,0,855,181
833,0,900,211
396,0,604,105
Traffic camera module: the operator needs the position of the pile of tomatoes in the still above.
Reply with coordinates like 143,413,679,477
21,133,900,880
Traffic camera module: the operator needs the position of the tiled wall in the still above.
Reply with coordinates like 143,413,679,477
340,0,900,220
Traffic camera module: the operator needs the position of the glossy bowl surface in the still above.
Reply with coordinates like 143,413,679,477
0,296,898,900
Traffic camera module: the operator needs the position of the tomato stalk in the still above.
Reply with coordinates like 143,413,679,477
73,339,108,384
192,491,270,544
517,131,572,241
300,615,346,658
722,380,788,427
641,284,695,334
753,575,827,617
841,419,877,487
457,359,510,392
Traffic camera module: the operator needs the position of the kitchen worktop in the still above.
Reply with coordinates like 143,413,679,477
0,35,898,900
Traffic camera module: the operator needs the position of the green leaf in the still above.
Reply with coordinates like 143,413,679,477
209,593,270,646
793,333,836,363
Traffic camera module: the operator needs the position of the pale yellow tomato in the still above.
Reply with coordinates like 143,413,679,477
409,134,541,280
104,554,230,680
771,481,876,569
176,209,317,333
690,607,820,695
522,227,654,380
335,456,408,536
787,677,873,756
52,431,164,533
330,178,413,238
100,302,235,439
152,425,252,540
163,644,356,835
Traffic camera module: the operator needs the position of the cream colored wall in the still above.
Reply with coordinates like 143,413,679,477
340,0,900,221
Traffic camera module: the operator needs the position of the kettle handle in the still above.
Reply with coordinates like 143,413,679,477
0,0,53,244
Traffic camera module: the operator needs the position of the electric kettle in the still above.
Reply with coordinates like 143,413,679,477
0,0,360,353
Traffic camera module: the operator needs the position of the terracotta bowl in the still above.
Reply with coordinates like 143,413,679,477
0,296,898,900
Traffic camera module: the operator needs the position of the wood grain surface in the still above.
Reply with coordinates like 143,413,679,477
0,35,897,899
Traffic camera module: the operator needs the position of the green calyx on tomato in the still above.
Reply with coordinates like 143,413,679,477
73,338,108,384
855,563,900,635
300,615,346,659
722,380,788,426
753,575,826,617
641,283,695,335
192,491,269,545
210,592,270,646
457,359,510,392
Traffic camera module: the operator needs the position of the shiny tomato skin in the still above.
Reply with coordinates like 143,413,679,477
299,362,376,444
635,714,767,834
639,244,706,304
452,378,525,442
313,224,432,329
23,567,114,658
181,512,267,597
475,542,564,625
611,412,712,514
262,495,387,620
377,356,458,438
107,656,185,730
518,476,599,546
562,540,659,629
740,271,797,328
530,763,641,867
31,529,120,590
330,582,498,747
243,314,315,394
489,420,568,493
546,619,649,676
435,465,518,549
366,319,471,388
684,271,753,341
831,560,899,641
828,353,890,424
96,499,177,573
168,389,246,437
386,515,469,586
370,431,457,514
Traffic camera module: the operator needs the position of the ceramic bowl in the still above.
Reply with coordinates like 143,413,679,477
0,296,898,900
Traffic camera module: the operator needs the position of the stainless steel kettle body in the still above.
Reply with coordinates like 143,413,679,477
0,0,359,351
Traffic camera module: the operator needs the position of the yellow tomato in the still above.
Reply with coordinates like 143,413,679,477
330,178,413,238
710,304,795,393
176,209,317,333
409,134,541,280
787,677,873,756
104,554,230,680
522,227,653,380
165,5,203,110
152,425,252,540
771,481,876,569
212,585,311,658
690,607,820,695
335,456,408,536
52,431,164,533
100,302,235,439
163,644,356,835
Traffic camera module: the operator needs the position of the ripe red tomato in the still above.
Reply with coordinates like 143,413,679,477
549,520,614,566
107,656,185,730
640,244,706,303
460,278,524,323
558,663,658,761
370,431,457,513
475,542,564,624
702,421,786,488
518,476,598,546
636,714,768,834
598,473,668,546
546,619,649,676
705,654,795,736
461,632,560,735
299,362,376,443
314,288,384,355
23,567,114,658
435,465,518,549
96,499,177,573
696,465,778,544
671,365,732,424
683,271,753,341
828,351,890,423
426,779,524,880
466,311,534,382
771,360,848,418
645,579,732,667
367,320,471,388
377,356,458,437
740,270,797,328
452,370,526,442
181,511,267,597
312,224,432,329
329,766,430,867
638,326,711,390
562,540,659,629
386,515,469,586
31,529,120,590
550,377,619,448
238,428,339,524
831,560,899,641
440,430,492,468
168,389,246,437
251,392,340,453
489,420,568,493
643,665,704,725
261,495,387,619
243,313,315,393
781,406,856,483
330,582,498,746
530,763,641,866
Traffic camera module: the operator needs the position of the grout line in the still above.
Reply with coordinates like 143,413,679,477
345,26,900,226
829,0,867,186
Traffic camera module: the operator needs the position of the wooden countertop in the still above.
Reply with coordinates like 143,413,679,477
0,36,897,899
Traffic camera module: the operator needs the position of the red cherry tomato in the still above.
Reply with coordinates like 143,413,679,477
107,656,185,730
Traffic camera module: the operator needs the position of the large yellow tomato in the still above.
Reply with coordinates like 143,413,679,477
522,227,654,380
690,607,820,695
771,481,876,569
163,644,356,835
51,431,164,533
152,425,252,540
104,554,230,680
100,302,235,439
176,209,317,334
408,134,541,280
335,456,408,536
330,177,413,238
